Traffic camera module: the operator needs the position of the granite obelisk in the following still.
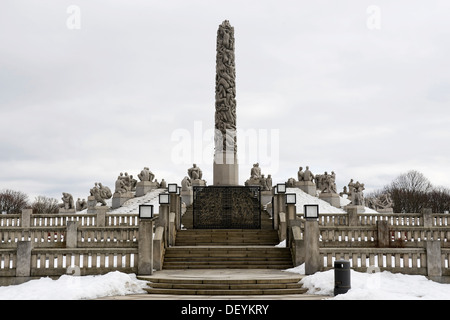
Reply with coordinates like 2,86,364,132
213,20,239,185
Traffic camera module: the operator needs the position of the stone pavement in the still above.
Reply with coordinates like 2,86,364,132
96,269,331,300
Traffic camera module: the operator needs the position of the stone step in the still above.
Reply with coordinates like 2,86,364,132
163,246,293,269
143,287,307,295
140,271,307,295
176,227,279,246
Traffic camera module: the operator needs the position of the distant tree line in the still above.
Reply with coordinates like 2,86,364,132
0,189,59,214
367,170,450,213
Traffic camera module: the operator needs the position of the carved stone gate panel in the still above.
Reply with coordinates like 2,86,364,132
193,186,261,229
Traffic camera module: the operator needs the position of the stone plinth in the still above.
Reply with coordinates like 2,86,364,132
191,179,206,187
112,191,134,209
87,196,97,210
345,205,365,214
295,181,316,196
213,160,239,186
377,208,394,213
135,181,158,197
87,204,110,215
58,208,76,214
319,192,341,208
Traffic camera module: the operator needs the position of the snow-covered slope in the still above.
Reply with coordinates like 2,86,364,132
269,187,378,214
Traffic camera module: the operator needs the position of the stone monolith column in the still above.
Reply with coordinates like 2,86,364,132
213,20,239,185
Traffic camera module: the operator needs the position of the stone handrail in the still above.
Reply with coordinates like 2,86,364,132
0,226,139,248
31,247,138,277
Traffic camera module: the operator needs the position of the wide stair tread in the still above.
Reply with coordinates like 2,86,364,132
163,246,293,269
141,274,307,295
175,229,279,246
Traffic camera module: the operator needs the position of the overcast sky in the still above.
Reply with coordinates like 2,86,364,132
1,0,449,202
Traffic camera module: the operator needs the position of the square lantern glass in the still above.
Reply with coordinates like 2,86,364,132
304,204,319,220
159,193,170,205
276,183,286,194
286,193,296,205
139,204,154,219
168,183,178,193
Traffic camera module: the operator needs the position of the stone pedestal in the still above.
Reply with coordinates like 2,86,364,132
295,181,316,196
87,204,110,215
58,208,76,214
213,152,239,186
112,191,134,209
135,181,158,197
87,196,97,210
181,190,193,206
191,179,206,187
377,208,394,213
345,205,365,214
319,192,341,208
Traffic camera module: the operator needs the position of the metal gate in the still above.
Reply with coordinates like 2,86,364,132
193,186,261,229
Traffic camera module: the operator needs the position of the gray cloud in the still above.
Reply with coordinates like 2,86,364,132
1,0,450,201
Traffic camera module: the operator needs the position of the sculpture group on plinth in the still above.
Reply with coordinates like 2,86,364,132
135,166,159,197
285,165,316,196
59,192,75,213
244,163,272,191
112,172,137,209
366,193,393,213
341,179,366,213
181,164,207,206
87,182,112,213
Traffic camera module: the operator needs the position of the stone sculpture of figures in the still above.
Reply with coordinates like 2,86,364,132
114,172,137,194
317,171,337,194
245,163,271,190
353,181,365,206
347,179,365,206
138,167,155,182
297,167,304,181
250,163,261,179
303,166,314,182
115,173,128,194
215,20,237,154
265,174,273,191
181,176,192,191
90,182,112,206
76,198,87,211
368,193,393,210
60,192,74,210
188,164,203,180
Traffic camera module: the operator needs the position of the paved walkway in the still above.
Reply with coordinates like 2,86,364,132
96,269,331,300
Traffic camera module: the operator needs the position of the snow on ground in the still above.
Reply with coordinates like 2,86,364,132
285,187,378,214
285,264,450,300
78,188,165,215
2,267,450,300
0,271,148,300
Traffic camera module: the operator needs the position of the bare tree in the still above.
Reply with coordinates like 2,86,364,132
31,195,59,214
0,189,29,214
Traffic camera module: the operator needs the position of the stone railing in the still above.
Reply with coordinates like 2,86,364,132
0,209,139,228
0,196,183,285
281,206,450,279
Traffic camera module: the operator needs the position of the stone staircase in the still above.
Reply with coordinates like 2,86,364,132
142,271,307,295
140,206,305,295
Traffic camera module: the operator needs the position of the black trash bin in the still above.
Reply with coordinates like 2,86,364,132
334,260,351,296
